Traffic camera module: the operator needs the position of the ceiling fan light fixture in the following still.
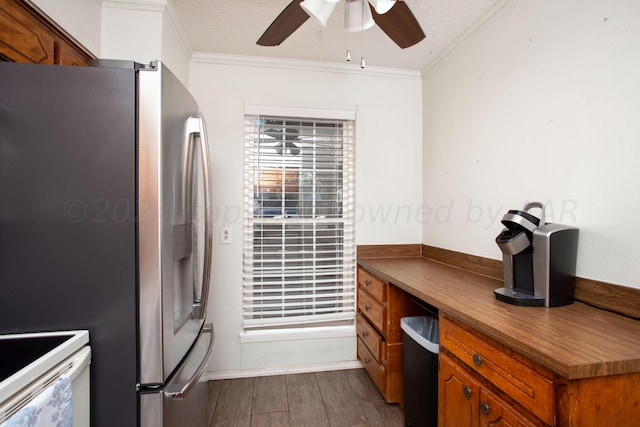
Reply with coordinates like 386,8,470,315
345,0,375,32
300,0,337,27
368,0,396,14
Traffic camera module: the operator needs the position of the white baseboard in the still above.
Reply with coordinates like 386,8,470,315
204,360,364,381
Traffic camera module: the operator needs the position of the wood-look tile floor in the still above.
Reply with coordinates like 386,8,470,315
207,368,404,427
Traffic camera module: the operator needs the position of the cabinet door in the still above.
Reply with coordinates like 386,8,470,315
479,388,538,427
0,0,55,63
439,354,481,427
0,0,92,65
440,317,554,424
58,39,91,66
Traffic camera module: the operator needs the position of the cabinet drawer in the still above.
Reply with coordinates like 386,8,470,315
358,267,386,302
357,337,386,393
440,317,554,425
358,288,385,333
356,313,384,361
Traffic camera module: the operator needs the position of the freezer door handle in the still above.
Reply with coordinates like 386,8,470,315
164,324,214,400
186,116,213,320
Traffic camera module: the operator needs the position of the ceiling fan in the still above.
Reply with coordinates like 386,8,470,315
257,0,425,49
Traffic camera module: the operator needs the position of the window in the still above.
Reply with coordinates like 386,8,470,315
243,107,356,329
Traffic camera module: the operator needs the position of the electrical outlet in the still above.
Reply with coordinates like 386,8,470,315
220,226,232,244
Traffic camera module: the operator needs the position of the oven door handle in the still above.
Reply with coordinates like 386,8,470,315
186,116,213,320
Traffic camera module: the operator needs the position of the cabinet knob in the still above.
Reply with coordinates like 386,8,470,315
463,385,472,398
362,331,368,337
365,305,370,311
473,353,483,367
365,280,370,286
480,401,490,416
364,358,370,365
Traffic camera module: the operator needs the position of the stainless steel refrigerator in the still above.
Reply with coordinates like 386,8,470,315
0,59,214,427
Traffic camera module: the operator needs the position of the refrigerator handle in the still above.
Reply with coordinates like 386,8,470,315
187,116,213,320
164,324,214,400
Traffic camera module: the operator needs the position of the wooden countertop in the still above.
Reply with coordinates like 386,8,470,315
358,256,640,380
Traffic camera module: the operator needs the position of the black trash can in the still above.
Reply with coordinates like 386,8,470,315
401,316,439,427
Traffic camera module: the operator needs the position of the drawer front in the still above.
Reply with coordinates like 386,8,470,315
356,313,385,361
357,337,386,394
358,288,385,333
358,267,386,302
440,317,554,425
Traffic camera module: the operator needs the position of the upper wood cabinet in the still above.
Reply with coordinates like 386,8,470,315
0,0,93,65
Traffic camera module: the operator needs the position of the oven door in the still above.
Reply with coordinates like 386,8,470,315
138,62,213,386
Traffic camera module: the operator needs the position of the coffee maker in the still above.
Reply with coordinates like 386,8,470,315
494,202,579,307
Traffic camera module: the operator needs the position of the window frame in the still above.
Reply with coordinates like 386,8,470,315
242,106,356,330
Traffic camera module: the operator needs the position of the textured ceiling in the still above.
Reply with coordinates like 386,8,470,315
171,0,505,71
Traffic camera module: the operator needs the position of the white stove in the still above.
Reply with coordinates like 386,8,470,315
0,330,91,426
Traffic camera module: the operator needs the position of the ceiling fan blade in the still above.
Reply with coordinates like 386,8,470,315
370,1,425,49
257,0,310,46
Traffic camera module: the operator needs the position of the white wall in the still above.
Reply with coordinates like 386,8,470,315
101,1,191,85
31,0,102,56
160,5,192,83
30,0,191,85
189,56,423,376
422,0,640,288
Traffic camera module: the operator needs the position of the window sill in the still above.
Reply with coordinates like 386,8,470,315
240,325,356,344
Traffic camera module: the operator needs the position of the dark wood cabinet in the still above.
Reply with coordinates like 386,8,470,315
439,315,640,427
439,353,481,426
480,387,538,427
440,316,553,425
0,0,93,65
439,353,538,427
356,266,427,404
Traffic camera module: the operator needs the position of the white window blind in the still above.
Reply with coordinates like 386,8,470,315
243,111,356,329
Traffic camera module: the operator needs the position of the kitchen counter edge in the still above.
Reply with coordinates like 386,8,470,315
358,256,640,380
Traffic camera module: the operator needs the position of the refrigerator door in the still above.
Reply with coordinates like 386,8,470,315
138,62,214,386
139,324,214,427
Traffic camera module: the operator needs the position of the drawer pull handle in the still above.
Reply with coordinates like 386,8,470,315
473,353,483,367
362,331,368,337
480,401,490,416
364,358,370,365
365,305,370,311
463,385,472,398
365,280,370,286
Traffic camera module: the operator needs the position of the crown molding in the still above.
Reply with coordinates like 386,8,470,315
421,0,514,77
101,0,192,61
164,1,193,59
101,0,166,12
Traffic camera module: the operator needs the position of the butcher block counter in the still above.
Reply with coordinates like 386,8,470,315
357,252,640,426
358,256,640,379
